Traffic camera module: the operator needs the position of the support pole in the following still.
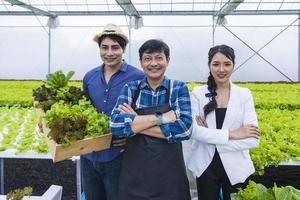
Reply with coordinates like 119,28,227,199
128,16,132,64
48,26,51,74
76,159,81,200
0,158,4,194
212,15,216,46
47,17,59,74
298,13,300,81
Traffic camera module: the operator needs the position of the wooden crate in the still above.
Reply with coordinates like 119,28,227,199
36,107,112,162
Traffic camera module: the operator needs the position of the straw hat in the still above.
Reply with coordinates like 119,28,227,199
93,23,128,44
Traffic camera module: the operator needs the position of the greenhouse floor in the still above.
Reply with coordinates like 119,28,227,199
3,158,300,200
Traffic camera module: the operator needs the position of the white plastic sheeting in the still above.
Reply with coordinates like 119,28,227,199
0,15,298,82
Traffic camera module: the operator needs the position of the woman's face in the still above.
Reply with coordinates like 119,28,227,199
209,52,234,85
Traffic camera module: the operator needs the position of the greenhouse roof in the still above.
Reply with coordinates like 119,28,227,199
0,0,300,16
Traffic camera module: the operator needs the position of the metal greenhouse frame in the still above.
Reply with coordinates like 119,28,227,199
0,1,300,200
0,0,299,81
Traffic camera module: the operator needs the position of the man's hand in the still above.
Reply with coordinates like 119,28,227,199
118,103,137,115
195,116,208,127
162,110,176,124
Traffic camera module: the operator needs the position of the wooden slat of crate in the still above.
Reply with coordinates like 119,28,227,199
44,126,112,162
35,107,112,163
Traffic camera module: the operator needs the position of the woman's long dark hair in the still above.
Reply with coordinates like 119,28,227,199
203,44,235,118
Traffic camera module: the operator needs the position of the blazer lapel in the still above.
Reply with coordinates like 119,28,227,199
222,82,239,130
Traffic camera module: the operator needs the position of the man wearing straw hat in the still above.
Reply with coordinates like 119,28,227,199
81,23,144,200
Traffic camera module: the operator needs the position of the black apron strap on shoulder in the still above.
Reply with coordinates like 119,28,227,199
165,80,171,104
132,81,142,109
133,79,171,108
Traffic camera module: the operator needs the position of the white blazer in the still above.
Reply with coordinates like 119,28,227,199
186,83,259,185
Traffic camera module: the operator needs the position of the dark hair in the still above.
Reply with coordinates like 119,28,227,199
208,44,235,66
203,44,235,118
98,35,127,49
138,39,170,60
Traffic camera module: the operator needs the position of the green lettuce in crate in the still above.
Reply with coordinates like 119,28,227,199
56,86,83,105
44,70,74,89
32,70,84,111
32,85,57,111
45,99,109,147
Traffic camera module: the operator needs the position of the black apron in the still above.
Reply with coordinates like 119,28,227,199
118,81,191,200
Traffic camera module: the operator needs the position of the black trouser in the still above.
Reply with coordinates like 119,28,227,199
196,151,249,200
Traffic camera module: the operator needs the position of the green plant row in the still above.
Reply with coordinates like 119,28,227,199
250,109,300,175
187,82,300,110
187,82,300,93
232,180,300,200
1,81,300,170
0,81,82,107
0,107,48,153
1,81,300,110
0,81,42,107
1,106,299,174
252,91,300,110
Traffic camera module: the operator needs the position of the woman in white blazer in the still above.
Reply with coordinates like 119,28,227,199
187,45,260,200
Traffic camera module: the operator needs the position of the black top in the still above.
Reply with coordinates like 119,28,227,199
215,108,227,129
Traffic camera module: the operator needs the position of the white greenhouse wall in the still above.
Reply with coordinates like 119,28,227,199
0,15,298,82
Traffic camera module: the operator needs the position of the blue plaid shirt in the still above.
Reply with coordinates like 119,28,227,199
110,77,192,143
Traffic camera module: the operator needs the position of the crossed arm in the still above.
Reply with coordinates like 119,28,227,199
191,88,260,151
110,83,192,143
116,103,176,139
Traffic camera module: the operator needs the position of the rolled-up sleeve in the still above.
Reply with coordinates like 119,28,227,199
160,83,192,143
110,84,136,138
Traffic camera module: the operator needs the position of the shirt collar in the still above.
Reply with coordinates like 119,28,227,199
119,60,128,72
140,76,169,90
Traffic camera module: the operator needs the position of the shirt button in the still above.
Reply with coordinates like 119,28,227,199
104,100,106,103
105,89,108,92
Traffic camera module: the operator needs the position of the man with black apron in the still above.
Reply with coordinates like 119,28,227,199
110,39,192,200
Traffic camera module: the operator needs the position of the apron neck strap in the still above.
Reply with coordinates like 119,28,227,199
132,80,171,109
